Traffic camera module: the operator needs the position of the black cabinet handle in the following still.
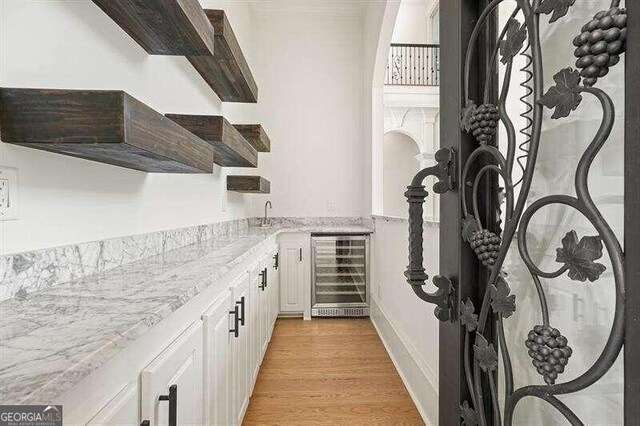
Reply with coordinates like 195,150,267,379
263,267,268,288
259,270,266,291
236,296,245,326
229,305,240,337
158,384,177,426
274,253,279,269
299,248,302,261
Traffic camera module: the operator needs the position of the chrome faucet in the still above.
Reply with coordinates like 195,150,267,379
262,201,272,227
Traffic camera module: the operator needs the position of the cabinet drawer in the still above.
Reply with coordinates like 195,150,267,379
140,321,204,426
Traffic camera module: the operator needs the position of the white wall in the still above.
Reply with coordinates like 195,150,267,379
365,0,402,215
362,0,391,218
0,0,257,255
391,0,438,45
383,132,419,217
371,217,440,422
0,0,381,255
247,6,367,218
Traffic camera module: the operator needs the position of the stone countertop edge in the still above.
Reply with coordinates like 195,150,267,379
0,225,373,405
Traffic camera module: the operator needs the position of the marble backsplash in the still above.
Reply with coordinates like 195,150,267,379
0,216,371,301
254,216,372,228
0,219,251,302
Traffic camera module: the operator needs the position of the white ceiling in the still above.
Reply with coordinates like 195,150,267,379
248,0,369,17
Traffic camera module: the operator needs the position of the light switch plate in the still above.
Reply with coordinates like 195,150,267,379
0,167,18,221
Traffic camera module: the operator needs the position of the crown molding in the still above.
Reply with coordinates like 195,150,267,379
249,0,367,18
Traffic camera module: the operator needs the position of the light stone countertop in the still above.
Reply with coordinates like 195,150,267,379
0,225,372,405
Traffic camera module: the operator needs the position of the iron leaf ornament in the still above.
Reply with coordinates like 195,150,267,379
500,18,528,64
556,230,606,282
474,334,498,372
460,299,479,332
460,100,478,132
460,400,479,426
461,216,479,242
490,277,516,318
536,0,576,23
540,68,583,119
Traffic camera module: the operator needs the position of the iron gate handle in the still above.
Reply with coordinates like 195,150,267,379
405,147,457,322
158,384,177,426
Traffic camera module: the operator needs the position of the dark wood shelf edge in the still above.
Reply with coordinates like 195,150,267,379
227,175,270,193
233,124,271,152
0,88,215,173
166,114,258,168
91,0,216,56
187,9,258,103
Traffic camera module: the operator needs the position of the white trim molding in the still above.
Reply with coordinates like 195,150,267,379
370,296,439,425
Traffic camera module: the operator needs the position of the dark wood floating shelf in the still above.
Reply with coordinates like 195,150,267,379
166,114,257,168
227,176,270,193
188,10,258,103
92,0,215,56
233,125,271,152
0,88,215,173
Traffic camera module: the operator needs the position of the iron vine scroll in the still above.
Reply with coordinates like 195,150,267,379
460,0,626,424
406,0,627,425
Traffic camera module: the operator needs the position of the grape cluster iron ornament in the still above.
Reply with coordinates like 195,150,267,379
462,102,500,144
573,6,627,86
469,228,502,269
405,0,626,425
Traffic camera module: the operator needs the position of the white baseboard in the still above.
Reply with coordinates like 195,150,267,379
370,297,438,425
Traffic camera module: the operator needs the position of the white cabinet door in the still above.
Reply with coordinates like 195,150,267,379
141,321,204,426
202,291,233,426
230,274,251,425
267,250,279,337
259,261,270,360
87,382,138,426
279,235,310,313
260,279,269,359
249,266,263,387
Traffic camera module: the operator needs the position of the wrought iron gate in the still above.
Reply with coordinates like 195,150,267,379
405,0,638,424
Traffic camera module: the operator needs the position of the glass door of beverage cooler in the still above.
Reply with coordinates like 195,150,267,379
311,235,369,316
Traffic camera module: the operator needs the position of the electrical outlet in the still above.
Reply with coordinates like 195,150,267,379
326,200,334,213
0,167,18,221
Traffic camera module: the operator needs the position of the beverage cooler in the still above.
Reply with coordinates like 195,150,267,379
311,234,370,317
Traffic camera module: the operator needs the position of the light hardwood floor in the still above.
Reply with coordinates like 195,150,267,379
243,318,425,425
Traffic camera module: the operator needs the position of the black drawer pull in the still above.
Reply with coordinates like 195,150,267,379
259,270,266,291
274,253,279,269
263,267,268,288
236,296,245,326
158,384,177,426
229,305,240,337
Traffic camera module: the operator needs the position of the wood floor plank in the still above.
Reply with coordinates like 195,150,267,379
243,318,425,425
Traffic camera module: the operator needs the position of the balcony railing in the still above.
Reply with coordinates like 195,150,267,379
385,44,440,86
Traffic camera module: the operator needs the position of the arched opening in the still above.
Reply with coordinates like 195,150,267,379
382,131,420,217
